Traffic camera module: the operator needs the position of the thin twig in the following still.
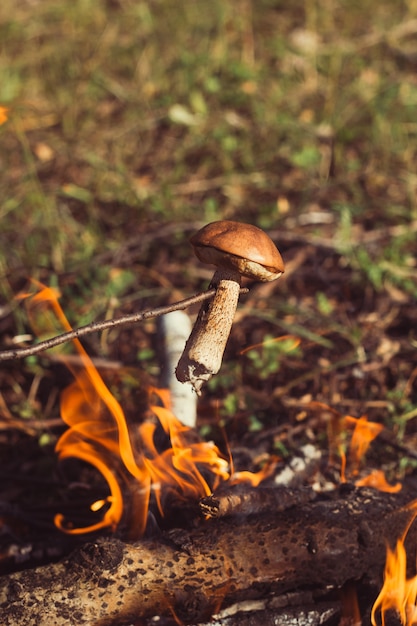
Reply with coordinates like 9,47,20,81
0,288,248,362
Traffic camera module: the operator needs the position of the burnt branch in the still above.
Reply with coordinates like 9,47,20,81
0,288,248,362
1,486,416,625
199,484,316,518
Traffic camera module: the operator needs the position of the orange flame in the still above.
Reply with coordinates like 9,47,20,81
371,501,417,626
355,470,402,494
345,415,401,492
139,394,229,518
0,106,8,125
23,283,271,538
24,283,152,535
345,415,384,476
229,465,277,487
308,402,401,492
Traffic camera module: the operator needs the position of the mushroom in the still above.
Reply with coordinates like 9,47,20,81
175,220,285,394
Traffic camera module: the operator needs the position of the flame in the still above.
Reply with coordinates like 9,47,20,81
0,106,8,125
345,415,401,492
371,501,417,626
229,464,277,487
23,283,272,538
138,394,229,518
24,284,152,535
308,402,401,492
345,415,384,476
355,470,402,493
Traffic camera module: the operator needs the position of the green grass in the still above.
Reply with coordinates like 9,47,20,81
1,2,416,274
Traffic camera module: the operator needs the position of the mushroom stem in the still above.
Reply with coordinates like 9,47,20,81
175,268,241,394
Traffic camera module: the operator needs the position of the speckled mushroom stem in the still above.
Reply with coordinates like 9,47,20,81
175,267,241,394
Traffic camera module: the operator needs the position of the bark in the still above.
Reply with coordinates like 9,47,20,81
1,485,416,626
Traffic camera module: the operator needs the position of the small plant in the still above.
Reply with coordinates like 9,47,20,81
244,334,301,381
334,205,417,297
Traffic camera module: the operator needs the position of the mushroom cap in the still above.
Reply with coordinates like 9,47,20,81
190,220,285,282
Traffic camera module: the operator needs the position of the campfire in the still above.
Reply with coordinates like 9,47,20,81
0,225,416,625
22,284,275,541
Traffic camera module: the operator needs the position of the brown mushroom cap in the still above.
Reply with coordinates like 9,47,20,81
190,220,285,282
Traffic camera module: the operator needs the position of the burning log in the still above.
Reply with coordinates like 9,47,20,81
1,485,417,626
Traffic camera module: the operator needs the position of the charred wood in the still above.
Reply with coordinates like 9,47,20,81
1,485,416,626
199,484,316,518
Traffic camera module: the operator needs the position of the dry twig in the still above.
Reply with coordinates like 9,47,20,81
0,289,247,362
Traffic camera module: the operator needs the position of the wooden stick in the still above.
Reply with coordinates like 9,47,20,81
0,289,248,362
